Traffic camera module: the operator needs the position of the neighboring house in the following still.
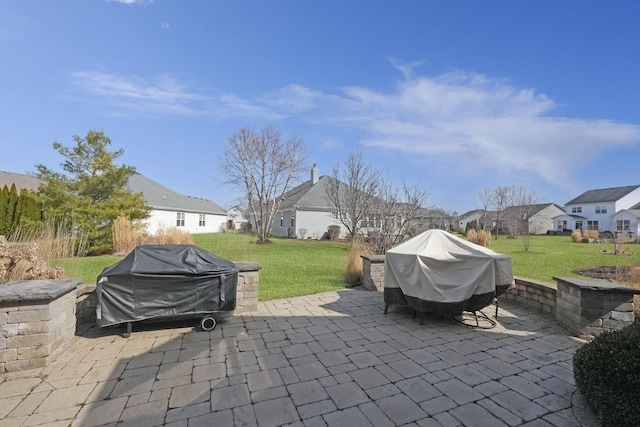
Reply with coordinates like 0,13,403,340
267,166,349,239
553,185,640,234
456,209,496,232
0,171,41,192
227,206,249,231
610,201,640,237
125,173,227,235
501,203,565,235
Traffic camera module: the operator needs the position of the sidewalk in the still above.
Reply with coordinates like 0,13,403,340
0,287,600,426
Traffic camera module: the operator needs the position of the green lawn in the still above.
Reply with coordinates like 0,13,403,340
54,232,639,301
486,234,639,283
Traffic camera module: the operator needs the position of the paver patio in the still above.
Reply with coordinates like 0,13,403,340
0,287,600,426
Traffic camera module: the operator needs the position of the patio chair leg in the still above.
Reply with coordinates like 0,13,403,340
384,303,389,315
495,297,499,318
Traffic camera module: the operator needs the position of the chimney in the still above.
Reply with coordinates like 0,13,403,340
311,163,319,184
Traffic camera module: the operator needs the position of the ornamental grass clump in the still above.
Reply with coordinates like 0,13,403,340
573,320,640,426
344,238,371,286
467,229,491,247
571,229,582,243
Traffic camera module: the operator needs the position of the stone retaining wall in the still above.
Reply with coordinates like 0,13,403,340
500,277,557,315
361,255,386,292
0,279,80,373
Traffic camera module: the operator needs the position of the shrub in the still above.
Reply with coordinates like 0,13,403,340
149,226,195,245
344,239,371,286
112,216,147,254
327,225,341,241
573,320,640,426
571,229,582,243
467,229,491,247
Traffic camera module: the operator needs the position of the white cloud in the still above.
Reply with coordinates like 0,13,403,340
71,67,640,188
71,71,280,120
161,23,170,30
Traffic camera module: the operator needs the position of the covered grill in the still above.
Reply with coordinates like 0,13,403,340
384,229,513,317
96,244,238,335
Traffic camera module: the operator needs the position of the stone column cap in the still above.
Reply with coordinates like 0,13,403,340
234,261,262,272
0,278,83,302
554,276,640,294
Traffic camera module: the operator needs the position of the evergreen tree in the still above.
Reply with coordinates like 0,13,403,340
4,184,19,235
35,130,149,254
0,185,9,235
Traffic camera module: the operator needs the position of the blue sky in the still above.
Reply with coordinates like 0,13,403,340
1,1,639,214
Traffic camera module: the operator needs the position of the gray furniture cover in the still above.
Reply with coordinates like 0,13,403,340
96,244,238,327
384,229,513,316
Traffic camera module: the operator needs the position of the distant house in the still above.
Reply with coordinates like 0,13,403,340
611,202,640,236
456,209,495,232
267,166,349,239
501,203,565,235
552,185,640,234
457,203,564,235
125,173,227,235
227,206,249,231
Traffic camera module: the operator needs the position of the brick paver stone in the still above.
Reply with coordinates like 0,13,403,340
36,384,96,413
210,384,250,411
0,378,42,399
233,404,258,427
349,367,389,389
192,362,226,381
253,396,299,427
188,408,234,427
73,396,128,427
324,407,373,427
396,377,441,403
293,361,329,381
491,390,549,422
325,382,369,409
287,379,329,406
247,369,284,392
450,402,509,427
376,394,428,425
169,381,210,408
435,378,484,405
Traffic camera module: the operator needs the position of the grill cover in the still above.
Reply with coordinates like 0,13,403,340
384,230,513,316
96,244,238,327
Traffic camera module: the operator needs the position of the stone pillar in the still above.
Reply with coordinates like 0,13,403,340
0,279,81,373
235,261,261,314
361,255,386,291
554,276,639,340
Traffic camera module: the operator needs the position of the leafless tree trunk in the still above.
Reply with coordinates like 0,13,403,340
368,180,429,254
326,152,381,239
513,185,539,251
222,126,306,244
492,186,514,240
475,187,494,231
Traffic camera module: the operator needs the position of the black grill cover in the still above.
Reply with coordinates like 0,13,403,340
96,245,238,327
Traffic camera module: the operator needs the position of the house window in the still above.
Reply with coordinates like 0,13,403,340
199,214,206,227
331,211,339,220
587,220,599,230
557,220,567,231
595,205,607,214
176,212,185,227
617,220,630,231
575,221,583,230
571,207,582,214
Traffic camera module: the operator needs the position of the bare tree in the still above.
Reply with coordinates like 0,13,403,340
326,152,381,239
492,186,514,240
475,187,494,231
367,180,430,254
222,126,306,244
513,185,539,251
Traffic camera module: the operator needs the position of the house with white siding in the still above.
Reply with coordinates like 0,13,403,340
552,185,640,234
268,166,350,239
125,173,228,235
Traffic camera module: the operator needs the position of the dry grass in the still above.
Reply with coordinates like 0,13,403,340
467,229,491,247
0,220,84,283
344,239,372,285
583,230,599,240
571,229,583,243
112,216,147,254
112,218,195,253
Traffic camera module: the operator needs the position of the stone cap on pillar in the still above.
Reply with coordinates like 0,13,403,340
0,278,83,303
554,276,640,294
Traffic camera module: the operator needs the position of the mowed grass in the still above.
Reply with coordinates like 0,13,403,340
486,235,640,283
54,232,640,301
55,233,350,301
